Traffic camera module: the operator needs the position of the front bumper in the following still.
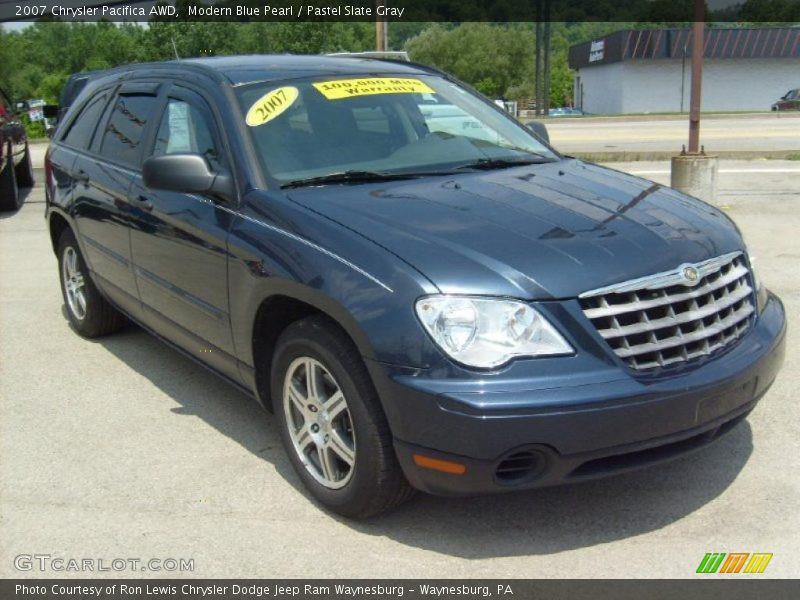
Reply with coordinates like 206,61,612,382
368,293,786,496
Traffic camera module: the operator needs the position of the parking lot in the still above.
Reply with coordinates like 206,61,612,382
546,113,800,158
1,160,798,578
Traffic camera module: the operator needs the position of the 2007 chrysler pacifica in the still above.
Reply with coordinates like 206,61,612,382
45,56,786,517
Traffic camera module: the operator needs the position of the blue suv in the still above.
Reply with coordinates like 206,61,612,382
45,56,786,517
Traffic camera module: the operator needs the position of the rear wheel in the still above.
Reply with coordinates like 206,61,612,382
15,145,35,188
57,228,126,338
0,154,20,212
271,316,414,518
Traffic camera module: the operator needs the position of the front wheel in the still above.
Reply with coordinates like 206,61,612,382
271,316,414,518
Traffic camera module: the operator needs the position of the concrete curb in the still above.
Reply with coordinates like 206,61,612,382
527,112,800,124
570,150,799,162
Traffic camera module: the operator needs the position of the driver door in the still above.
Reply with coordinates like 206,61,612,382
128,86,239,379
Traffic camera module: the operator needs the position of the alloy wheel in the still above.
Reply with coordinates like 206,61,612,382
62,246,87,320
282,356,356,489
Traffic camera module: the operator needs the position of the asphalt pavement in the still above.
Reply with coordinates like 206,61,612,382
1,161,798,578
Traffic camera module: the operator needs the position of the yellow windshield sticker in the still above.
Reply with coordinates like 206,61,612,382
313,77,435,100
245,86,298,127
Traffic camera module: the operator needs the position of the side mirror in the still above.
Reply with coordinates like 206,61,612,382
42,105,59,119
526,121,550,145
143,154,235,201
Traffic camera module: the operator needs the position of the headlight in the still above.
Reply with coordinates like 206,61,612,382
415,296,573,368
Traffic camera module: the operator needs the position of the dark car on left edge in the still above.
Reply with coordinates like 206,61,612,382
0,87,35,211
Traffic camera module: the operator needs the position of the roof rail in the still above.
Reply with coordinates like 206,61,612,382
325,51,410,62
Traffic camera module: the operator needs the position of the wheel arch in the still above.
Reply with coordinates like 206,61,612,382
48,210,72,255
250,290,375,411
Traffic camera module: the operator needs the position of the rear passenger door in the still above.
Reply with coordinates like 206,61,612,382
128,86,238,379
71,83,162,317
48,89,108,227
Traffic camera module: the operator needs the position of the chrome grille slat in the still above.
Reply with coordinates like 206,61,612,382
582,263,749,319
596,281,752,338
613,302,754,358
579,253,755,370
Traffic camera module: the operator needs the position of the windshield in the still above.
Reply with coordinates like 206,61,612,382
236,74,558,185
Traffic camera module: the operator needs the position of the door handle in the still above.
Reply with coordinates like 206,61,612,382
132,195,153,212
73,170,90,185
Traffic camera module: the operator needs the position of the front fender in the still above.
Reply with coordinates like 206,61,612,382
227,192,442,370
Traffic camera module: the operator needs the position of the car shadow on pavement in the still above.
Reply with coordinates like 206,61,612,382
87,318,753,559
353,424,752,558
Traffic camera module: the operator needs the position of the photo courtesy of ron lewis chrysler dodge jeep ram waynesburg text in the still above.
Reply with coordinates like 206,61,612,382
44,55,786,518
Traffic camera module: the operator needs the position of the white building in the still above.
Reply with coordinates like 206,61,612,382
569,28,800,114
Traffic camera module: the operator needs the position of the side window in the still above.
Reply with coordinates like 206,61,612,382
62,94,108,150
152,98,222,168
100,93,160,166
418,97,490,140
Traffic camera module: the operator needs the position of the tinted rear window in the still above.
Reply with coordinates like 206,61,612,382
100,93,160,167
62,93,108,150
60,77,90,108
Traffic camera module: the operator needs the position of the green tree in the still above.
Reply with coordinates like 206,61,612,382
0,26,11,94
406,23,537,100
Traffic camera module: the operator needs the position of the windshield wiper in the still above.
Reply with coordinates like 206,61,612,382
455,156,556,171
281,170,420,189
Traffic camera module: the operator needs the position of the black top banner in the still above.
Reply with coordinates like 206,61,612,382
2,0,800,23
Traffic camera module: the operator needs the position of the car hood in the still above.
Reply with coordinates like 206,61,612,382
286,159,744,299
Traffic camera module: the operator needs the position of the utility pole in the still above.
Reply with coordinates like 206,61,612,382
671,0,717,203
534,0,552,117
542,1,551,116
376,2,387,51
534,5,542,116
680,43,687,113
687,1,705,153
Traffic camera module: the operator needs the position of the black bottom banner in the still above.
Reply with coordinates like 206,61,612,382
2,580,799,600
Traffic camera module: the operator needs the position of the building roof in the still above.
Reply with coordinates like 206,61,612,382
569,27,800,70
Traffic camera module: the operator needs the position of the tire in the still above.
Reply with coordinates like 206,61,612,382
15,144,35,188
271,315,415,518
57,228,126,338
0,154,19,212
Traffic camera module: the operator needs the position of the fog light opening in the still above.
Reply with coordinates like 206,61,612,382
495,450,547,485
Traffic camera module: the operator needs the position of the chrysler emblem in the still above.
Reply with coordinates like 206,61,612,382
683,266,700,284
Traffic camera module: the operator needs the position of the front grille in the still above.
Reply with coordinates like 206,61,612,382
579,252,755,370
